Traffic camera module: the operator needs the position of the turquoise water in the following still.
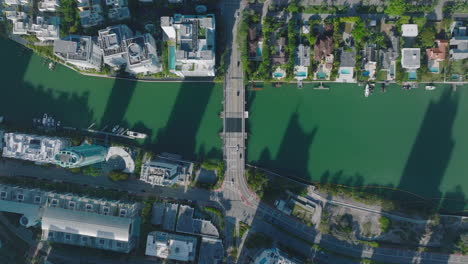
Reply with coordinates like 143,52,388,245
409,71,417,80
273,72,284,78
316,72,327,79
256,46,262,57
169,45,176,70
430,67,439,73
248,84,468,211
340,68,351,74
295,72,307,77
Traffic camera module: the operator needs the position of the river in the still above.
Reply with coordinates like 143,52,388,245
247,83,468,211
0,38,223,160
1,37,467,211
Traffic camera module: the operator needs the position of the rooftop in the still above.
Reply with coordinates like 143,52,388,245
401,48,421,69
2,132,69,163
146,231,197,261
198,237,224,264
402,24,418,37
176,205,219,238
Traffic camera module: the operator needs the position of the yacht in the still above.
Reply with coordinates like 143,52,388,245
364,84,370,97
425,85,436,90
126,131,147,139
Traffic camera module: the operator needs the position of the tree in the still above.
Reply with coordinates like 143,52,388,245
108,170,129,181
379,216,391,233
246,168,268,197
385,0,407,16
412,16,427,30
418,26,436,48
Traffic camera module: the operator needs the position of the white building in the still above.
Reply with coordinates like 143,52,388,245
4,10,27,22
161,14,216,77
125,34,162,75
98,24,133,68
336,49,356,83
79,1,104,28
2,133,69,164
54,35,103,70
254,248,300,264
401,24,418,37
401,48,421,70
294,44,310,80
4,0,29,5
29,16,60,42
140,160,183,187
146,231,197,262
38,0,59,12
0,184,141,253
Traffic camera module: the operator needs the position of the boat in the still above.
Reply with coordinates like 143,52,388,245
425,85,436,90
364,84,370,97
126,131,147,139
48,62,55,70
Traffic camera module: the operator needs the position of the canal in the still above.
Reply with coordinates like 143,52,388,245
247,83,468,211
1,37,467,211
0,38,223,160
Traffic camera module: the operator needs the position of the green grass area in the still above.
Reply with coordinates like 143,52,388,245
203,206,224,231
238,221,250,238
247,83,468,211
0,38,222,161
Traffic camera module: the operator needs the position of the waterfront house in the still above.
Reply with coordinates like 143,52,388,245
379,36,399,81
38,0,59,12
98,24,133,68
0,184,141,253
294,44,310,80
336,48,356,82
272,37,287,65
426,39,448,74
54,35,103,71
161,14,216,77
363,43,378,80
2,132,69,164
401,48,421,80
449,21,468,60
29,16,60,42
124,34,162,75
248,26,262,61
314,25,334,80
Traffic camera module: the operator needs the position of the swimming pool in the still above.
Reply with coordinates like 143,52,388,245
273,72,284,78
296,72,307,77
316,72,327,79
408,71,417,80
340,68,351,74
430,67,439,73
256,46,262,57
169,46,176,70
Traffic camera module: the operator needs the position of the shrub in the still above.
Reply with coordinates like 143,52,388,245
379,216,391,233
108,170,129,181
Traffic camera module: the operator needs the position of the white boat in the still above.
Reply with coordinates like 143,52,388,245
126,131,147,139
364,84,370,97
425,85,436,90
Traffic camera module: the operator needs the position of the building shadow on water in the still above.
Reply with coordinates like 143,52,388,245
99,78,137,127
150,82,220,161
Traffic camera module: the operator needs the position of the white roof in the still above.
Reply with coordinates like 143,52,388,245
146,232,194,261
402,24,418,37
41,207,132,242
